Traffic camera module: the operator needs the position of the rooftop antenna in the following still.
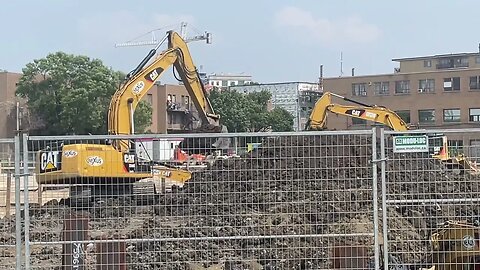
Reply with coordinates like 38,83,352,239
115,21,212,48
318,65,324,92
340,52,344,77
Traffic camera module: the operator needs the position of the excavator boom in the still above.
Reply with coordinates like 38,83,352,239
36,30,226,205
306,91,409,131
306,91,478,174
108,30,223,153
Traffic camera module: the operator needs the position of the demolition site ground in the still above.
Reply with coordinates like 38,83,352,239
0,134,479,269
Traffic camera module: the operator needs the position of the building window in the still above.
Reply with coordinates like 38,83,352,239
476,57,480,64
470,140,480,159
424,60,432,67
352,83,367,96
418,109,435,124
437,57,469,69
146,94,153,105
470,76,480,90
470,108,480,122
373,82,389,95
448,140,464,156
443,108,461,122
418,79,435,93
395,110,411,124
395,80,410,94
443,77,460,91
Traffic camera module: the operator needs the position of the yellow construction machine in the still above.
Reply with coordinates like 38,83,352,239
305,91,479,174
419,221,480,270
387,221,480,270
35,30,228,204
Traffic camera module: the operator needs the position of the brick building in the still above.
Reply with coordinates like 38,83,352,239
145,83,200,134
0,71,23,138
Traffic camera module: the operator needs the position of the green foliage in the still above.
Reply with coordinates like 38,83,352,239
16,52,152,135
269,107,294,132
134,100,153,133
209,89,294,132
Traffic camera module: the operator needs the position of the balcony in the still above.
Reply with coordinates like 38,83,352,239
167,101,190,112
436,58,469,70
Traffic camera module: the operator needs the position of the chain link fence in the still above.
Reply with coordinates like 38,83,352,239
20,130,378,269
9,127,479,269
381,128,480,269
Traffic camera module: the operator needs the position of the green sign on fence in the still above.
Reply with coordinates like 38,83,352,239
393,135,429,153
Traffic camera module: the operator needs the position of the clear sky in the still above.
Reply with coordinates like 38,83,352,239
2,0,480,83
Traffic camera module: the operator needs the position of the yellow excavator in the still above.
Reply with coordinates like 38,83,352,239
305,91,479,175
384,221,480,270
418,220,480,270
35,30,228,204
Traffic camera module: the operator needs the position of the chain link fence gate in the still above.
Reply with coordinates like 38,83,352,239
20,130,380,269
380,128,480,269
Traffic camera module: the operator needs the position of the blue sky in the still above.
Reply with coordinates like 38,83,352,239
2,1,480,83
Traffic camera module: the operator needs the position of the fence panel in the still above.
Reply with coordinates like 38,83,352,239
381,128,480,269
0,138,17,270
25,130,378,269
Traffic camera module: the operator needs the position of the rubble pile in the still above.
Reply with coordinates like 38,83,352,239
1,134,479,269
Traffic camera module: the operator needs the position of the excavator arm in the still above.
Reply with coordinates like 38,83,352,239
107,30,222,153
305,92,409,131
306,92,479,174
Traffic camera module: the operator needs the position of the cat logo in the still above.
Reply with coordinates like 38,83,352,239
144,67,164,82
123,154,135,164
39,151,61,173
152,169,172,177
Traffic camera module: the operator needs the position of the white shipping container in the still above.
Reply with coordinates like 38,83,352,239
135,139,183,162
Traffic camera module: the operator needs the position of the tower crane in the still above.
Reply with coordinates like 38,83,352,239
115,21,212,48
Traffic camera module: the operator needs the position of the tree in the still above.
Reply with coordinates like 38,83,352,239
209,88,251,132
208,89,294,132
16,52,152,135
269,107,294,132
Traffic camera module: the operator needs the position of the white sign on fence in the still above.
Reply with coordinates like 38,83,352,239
393,135,429,153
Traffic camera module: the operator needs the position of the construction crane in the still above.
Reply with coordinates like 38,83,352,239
115,22,212,48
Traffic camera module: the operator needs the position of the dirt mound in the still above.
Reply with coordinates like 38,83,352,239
2,134,479,269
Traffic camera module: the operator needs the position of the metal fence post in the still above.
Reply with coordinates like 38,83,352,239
380,128,388,270
14,135,22,270
22,133,30,269
371,128,380,270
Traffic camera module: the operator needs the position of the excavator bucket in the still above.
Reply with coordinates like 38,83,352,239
443,155,480,175
178,124,230,155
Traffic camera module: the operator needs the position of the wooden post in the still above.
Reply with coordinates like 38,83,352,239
62,213,89,270
37,183,42,206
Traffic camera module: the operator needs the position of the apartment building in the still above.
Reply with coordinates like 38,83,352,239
145,83,199,134
207,73,253,91
230,82,322,131
322,51,480,154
